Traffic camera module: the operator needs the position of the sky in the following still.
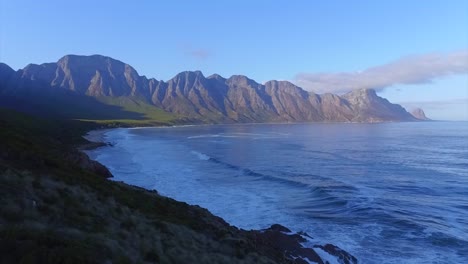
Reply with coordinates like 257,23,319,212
1,0,467,120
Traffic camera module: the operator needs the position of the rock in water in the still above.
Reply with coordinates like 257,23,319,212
254,224,358,264
411,108,430,120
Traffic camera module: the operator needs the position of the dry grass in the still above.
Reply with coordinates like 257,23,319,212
0,108,289,264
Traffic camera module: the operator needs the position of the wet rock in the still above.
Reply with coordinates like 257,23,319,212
253,224,358,264
269,224,292,233
255,225,323,264
314,244,358,264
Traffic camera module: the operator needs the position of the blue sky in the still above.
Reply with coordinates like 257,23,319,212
1,0,467,120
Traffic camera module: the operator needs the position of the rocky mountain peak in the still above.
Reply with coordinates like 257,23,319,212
264,80,309,99
21,55,145,96
0,63,15,79
169,71,208,91
344,88,378,98
58,54,123,65
172,70,205,80
342,88,381,105
207,73,226,82
0,63,15,90
411,108,430,120
0,62,14,73
57,54,139,75
265,80,301,90
226,75,258,87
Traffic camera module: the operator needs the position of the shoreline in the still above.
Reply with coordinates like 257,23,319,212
79,125,358,264
82,119,432,143
79,128,116,151
83,128,114,143
77,119,434,151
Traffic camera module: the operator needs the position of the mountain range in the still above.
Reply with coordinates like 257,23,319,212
0,55,426,123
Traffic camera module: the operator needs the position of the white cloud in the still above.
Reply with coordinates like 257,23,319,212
294,50,468,94
187,48,211,60
179,43,212,60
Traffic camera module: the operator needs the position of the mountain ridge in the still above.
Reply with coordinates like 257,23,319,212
1,54,419,123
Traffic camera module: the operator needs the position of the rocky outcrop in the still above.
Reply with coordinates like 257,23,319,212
69,150,113,178
1,55,417,123
253,224,357,264
342,88,416,122
411,108,430,120
314,244,358,264
18,55,151,98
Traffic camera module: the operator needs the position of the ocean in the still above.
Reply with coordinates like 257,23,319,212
86,122,468,263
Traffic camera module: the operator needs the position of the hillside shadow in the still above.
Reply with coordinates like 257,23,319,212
0,92,147,120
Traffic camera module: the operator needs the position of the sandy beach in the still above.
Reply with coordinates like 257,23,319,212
79,129,114,150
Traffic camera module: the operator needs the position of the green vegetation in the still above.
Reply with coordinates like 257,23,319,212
0,108,291,263
0,92,190,127
83,97,182,126
98,97,173,120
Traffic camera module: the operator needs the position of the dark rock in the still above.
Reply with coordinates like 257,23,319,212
314,244,358,264
268,224,292,233
252,225,358,264
297,231,313,239
69,151,113,178
77,141,107,151
255,226,323,264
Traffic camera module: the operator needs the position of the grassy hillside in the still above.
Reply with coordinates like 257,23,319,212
0,90,191,127
0,108,359,264
80,96,198,126
0,108,296,263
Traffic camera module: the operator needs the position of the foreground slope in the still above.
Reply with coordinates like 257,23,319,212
0,109,357,263
1,55,416,123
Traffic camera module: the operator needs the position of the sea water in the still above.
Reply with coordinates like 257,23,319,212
86,122,468,263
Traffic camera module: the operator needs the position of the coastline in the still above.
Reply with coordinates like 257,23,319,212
79,128,116,151
79,126,358,264
83,128,113,143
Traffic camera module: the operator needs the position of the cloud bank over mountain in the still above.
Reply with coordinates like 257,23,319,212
294,50,468,94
